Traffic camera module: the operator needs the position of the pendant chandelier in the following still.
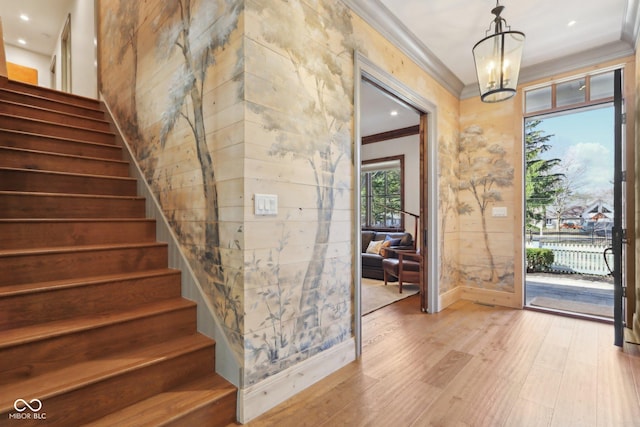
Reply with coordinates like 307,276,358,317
472,1,525,102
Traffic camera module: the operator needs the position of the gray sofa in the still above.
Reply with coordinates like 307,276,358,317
361,230,413,280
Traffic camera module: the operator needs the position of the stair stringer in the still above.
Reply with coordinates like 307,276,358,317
100,97,242,389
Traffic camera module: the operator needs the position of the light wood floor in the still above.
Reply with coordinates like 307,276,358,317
236,296,640,426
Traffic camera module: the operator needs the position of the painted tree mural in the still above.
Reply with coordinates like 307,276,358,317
101,2,145,157
155,0,241,284
458,125,513,283
438,134,471,288
248,0,356,340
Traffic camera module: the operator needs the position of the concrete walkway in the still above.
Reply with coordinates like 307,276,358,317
525,273,614,317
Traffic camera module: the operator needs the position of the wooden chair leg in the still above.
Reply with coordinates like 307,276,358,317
383,269,388,286
398,269,403,293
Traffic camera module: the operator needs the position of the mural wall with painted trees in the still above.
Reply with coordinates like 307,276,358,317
100,0,245,354
242,0,357,384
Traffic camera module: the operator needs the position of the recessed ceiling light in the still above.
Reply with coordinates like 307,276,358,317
20,14,29,22
568,20,576,27
17,38,26,45
390,110,398,116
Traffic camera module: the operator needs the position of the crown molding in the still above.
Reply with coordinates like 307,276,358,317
345,0,639,101
343,0,464,98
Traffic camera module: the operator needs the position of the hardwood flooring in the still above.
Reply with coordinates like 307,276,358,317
237,296,640,426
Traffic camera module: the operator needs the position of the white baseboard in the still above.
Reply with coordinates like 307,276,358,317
237,338,356,423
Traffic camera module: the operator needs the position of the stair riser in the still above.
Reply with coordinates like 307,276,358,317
0,102,111,132
0,89,105,120
4,81,101,110
0,147,129,177
0,169,137,196
0,194,146,219
0,272,182,329
0,130,122,160
162,394,237,427
0,115,115,145
0,245,169,286
0,305,197,384
1,346,214,426
0,220,156,250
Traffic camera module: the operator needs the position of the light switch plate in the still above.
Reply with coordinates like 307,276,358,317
255,194,278,215
492,206,507,217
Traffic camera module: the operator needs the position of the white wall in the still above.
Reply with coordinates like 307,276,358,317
361,134,421,244
53,0,98,98
5,45,51,87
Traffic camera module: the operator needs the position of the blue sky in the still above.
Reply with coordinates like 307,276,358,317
529,105,615,199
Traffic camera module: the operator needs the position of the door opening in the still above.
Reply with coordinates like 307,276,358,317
60,14,71,93
354,54,439,357
523,69,625,329
359,79,423,317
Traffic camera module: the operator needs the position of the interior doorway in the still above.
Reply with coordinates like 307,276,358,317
60,14,72,93
354,53,439,356
359,80,422,315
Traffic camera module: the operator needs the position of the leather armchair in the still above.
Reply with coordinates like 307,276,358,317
382,249,422,293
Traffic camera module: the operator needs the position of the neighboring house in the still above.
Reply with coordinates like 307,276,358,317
582,200,614,222
545,201,614,229
545,204,584,229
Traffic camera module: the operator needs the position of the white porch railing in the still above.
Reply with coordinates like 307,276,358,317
527,242,613,276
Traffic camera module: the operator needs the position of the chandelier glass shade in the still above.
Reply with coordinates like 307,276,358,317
472,3,525,102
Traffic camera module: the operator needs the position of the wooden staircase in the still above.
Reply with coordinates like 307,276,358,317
0,80,236,426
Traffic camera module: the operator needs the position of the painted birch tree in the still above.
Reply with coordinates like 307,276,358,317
438,135,472,286
155,0,241,284
458,125,513,283
247,0,356,339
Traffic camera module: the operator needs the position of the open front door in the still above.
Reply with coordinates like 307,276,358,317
612,68,625,347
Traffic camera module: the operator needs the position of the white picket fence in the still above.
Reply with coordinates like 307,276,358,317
527,242,613,276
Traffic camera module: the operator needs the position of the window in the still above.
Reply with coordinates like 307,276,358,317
524,70,617,115
361,156,404,229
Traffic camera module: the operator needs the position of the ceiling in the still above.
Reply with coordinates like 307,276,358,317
350,0,638,136
1,0,637,136
0,0,74,56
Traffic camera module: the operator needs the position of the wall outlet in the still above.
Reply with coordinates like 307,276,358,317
492,206,507,217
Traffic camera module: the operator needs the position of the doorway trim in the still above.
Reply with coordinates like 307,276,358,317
354,52,439,356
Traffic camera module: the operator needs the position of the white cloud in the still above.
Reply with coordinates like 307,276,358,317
563,142,613,191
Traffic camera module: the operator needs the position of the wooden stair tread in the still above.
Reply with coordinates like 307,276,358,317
0,128,122,151
0,112,115,136
4,81,101,109
0,166,136,182
0,145,128,166
0,190,143,200
0,333,213,412
0,218,153,224
0,268,179,297
0,242,167,258
0,88,104,115
0,298,196,349
0,99,110,128
84,373,236,427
